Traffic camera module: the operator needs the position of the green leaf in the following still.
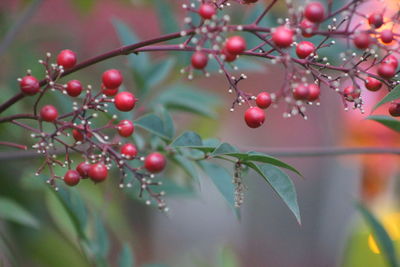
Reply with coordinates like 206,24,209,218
172,155,199,183
357,203,399,267
71,0,95,13
211,143,240,157
372,84,400,112
118,244,135,267
367,115,400,133
170,131,203,147
246,163,301,224
152,0,179,35
135,113,170,140
91,216,110,260
245,152,302,176
198,161,236,211
157,107,175,140
146,59,175,88
0,197,39,228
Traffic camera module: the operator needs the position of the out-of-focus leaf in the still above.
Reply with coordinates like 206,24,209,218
135,113,170,140
170,131,202,147
118,243,135,267
211,143,240,157
91,216,110,261
0,197,39,228
217,246,240,267
246,162,301,224
152,0,179,34
357,203,399,267
157,107,175,139
367,115,400,133
372,84,400,112
146,59,175,88
172,154,199,183
71,0,95,13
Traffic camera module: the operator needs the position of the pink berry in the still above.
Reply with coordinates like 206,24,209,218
20,75,40,95
76,162,91,179
353,32,371,49
383,55,398,69
102,69,123,89
293,84,310,100
244,107,265,128
307,84,320,101
144,152,166,173
368,13,384,29
118,120,135,137
300,19,317,38
120,143,138,160
66,80,83,97
296,41,315,59
199,3,216,19
114,92,137,112
225,36,246,55
191,51,208,69
378,63,396,79
57,49,77,69
304,2,325,23
389,102,400,117
256,92,272,109
343,86,361,102
88,163,108,182
40,105,58,122
64,170,81,186
272,26,294,48
365,77,382,91
380,30,394,44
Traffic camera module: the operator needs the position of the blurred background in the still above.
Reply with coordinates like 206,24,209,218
0,0,399,266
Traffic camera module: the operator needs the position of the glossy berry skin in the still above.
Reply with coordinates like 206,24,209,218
118,120,135,137
272,26,294,48
380,30,394,44
225,36,246,55
191,51,208,69
102,69,123,89
383,55,398,69
256,92,272,109
102,86,118,96
378,63,396,79
365,77,382,91
389,102,400,117
120,143,138,160
76,162,91,178
66,80,83,97
88,163,108,182
20,75,40,95
307,84,320,101
296,41,315,59
144,152,166,173
222,48,237,62
57,49,77,69
343,86,360,101
64,170,81,186
244,107,265,128
114,92,137,111
353,32,371,49
304,2,325,23
293,84,310,100
199,3,216,19
368,13,384,28
40,105,58,122
300,19,317,38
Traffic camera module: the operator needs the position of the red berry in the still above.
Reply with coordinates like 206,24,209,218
102,85,118,96
222,48,237,62
296,41,315,59
225,36,246,55
20,75,40,95
64,170,81,186
353,32,371,49
365,77,382,91
304,2,325,23
114,92,137,112
383,55,398,69
72,125,92,142
88,163,108,182
144,152,166,173
389,102,400,117
244,107,265,128
293,84,310,100
118,120,135,137
66,80,83,97
120,143,138,160
76,162,91,178
102,69,123,89
307,84,320,101
300,19,317,38
378,63,396,79
40,105,58,122
191,51,208,69
272,26,294,48
199,3,216,19
380,30,394,44
57,49,77,69
256,92,272,109
368,13,384,29
343,86,361,102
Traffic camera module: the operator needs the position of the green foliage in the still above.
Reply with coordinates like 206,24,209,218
118,244,135,267
0,197,39,228
372,85,400,112
367,115,400,133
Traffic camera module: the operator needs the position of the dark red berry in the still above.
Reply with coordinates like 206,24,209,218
304,2,325,23
343,86,361,101
225,36,246,55
102,69,123,89
244,107,265,128
296,41,315,59
66,80,83,97
40,105,58,122
57,49,77,69
76,162,91,178
88,163,108,182
114,92,137,112
300,19,317,38
243,0,258,3
272,26,294,48
256,92,272,109
293,84,310,100
64,170,81,186
72,125,92,142
222,48,237,62
353,32,371,49
368,13,384,29
120,143,138,160
199,3,216,19
307,84,320,101
191,51,208,69
144,152,166,173
389,102,400,117
102,84,118,96
365,77,382,91
378,63,396,79
380,30,394,44
20,75,40,95
117,120,135,137
383,55,398,69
